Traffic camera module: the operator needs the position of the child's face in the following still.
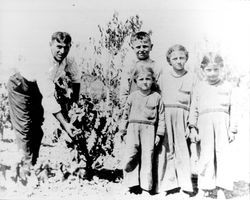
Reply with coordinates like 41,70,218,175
136,72,153,92
203,64,221,84
169,50,187,71
132,38,153,60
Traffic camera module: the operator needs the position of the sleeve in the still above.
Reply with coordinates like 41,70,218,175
68,58,81,83
36,73,61,115
152,62,163,94
187,73,199,121
229,86,239,133
156,97,166,136
188,84,199,130
153,61,163,83
119,94,132,131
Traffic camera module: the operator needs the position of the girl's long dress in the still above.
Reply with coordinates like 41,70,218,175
188,80,238,190
156,70,194,193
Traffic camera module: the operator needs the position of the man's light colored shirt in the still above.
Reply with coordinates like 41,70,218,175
10,55,80,115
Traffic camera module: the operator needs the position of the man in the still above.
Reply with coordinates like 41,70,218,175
7,31,80,186
47,31,81,130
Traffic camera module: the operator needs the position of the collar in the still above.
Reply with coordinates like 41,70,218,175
49,56,68,68
170,69,187,78
48,57,68,82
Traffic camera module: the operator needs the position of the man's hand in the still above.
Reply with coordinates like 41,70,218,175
54,111,80,138
64,122,80,138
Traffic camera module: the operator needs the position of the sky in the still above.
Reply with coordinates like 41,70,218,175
0,0,250,81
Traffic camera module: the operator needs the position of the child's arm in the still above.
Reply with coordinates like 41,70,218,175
155,97,166,146
185,72,198,138
228,86,239,142
188,84,200,143
153,62,163,88
119,95,132,138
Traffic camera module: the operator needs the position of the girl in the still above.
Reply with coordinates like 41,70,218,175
120,61,165,195
188,52,238,199
156,45,195,197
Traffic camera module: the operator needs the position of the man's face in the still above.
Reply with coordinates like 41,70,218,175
132,38,153,60
50,40,71,63
169,50,187,72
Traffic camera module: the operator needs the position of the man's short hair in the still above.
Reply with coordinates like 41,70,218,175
51,32,72,45
130,31,151,44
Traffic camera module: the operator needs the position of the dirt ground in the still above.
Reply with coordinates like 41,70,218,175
0,127,249,200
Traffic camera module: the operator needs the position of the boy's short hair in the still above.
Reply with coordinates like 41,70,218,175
201,52,224,69
51,32,72,45
130,31,151,44
166,44,189,64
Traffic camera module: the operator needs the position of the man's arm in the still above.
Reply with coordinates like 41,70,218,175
36,74,76,137
53,111,77,138
68,58,81,103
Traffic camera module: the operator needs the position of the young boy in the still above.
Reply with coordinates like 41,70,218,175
119,31,162,108
120,61,165,195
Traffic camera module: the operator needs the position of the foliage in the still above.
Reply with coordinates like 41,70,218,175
77,12,143,107
58,94,120,179
0,84,12,140
50,12,143,180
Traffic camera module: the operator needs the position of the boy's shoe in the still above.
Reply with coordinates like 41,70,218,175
129,185,142,194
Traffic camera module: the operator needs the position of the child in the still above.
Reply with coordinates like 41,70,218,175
120,61,165,195
156,45,195,196
188,52,238,199
119,31,162,108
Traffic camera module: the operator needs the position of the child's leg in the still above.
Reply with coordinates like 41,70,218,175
139,124,155,192
123,124,140,189
172,110,193,192
214,113,234,191
190,142,199,175
197,114,216,190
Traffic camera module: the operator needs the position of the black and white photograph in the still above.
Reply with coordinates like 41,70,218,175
0,0,249,199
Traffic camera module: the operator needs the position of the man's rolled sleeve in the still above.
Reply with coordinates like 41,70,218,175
36,75,61,115
68,58,81,83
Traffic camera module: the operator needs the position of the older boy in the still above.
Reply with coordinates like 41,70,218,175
46,31,81,126
7,31,80,186
119,31,162,108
